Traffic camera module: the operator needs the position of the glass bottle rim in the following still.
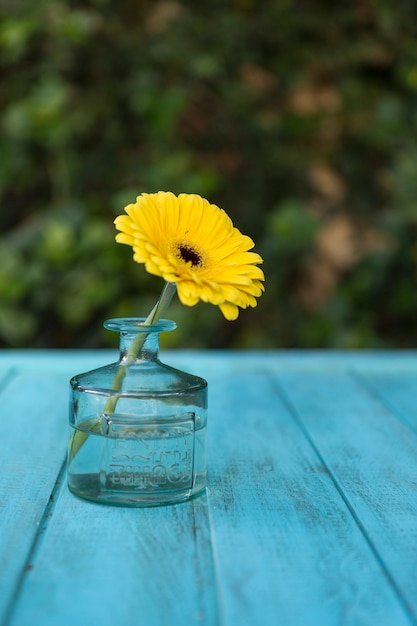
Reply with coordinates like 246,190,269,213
103,317,177,334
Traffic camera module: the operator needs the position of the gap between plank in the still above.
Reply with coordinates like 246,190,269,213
199,488,226,626
268,372,417,626
0,367,18,394
350,369,417,437
1,457,68,626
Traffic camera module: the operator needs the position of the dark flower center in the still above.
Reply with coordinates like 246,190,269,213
177,244,203,267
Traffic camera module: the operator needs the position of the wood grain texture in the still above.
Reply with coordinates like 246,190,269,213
0,372,68,622
1,351,417,626
6,489,220,626
276,370,417,623
207,370,413,626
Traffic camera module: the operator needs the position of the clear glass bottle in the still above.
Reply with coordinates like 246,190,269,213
67,318,207,507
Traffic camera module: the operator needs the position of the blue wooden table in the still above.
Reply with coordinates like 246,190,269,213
1,350,417,626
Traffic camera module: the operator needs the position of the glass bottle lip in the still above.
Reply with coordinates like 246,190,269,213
103,317,177,333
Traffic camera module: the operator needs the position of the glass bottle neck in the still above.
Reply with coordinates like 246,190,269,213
119,330,160,363
103,318,177,364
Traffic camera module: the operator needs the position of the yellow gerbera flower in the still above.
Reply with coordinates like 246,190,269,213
114,191,265,320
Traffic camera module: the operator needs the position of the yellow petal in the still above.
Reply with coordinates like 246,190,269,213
114,191,265,318
219,302,240,320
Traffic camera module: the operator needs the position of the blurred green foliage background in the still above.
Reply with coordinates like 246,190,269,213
1,0,417,350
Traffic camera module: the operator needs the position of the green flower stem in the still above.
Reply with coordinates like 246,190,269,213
69,281,177,458
103,281,177,414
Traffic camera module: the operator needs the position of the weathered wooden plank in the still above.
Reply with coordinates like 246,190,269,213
0,373,68,623
205,371,413,626
276,370,417,623
3,353,417,626
2,349,417,376
7,489,220,626
1,352,219,626
0,351,115,376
